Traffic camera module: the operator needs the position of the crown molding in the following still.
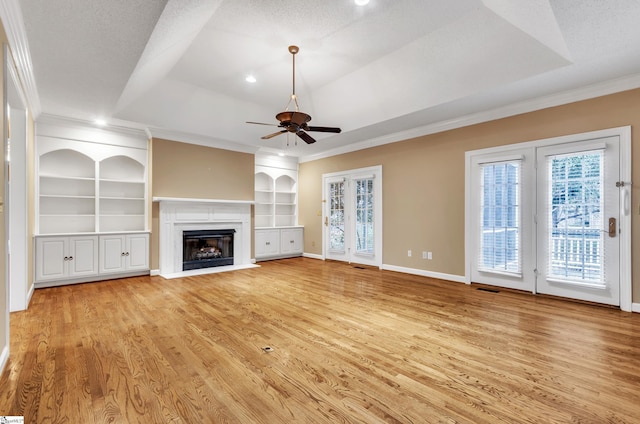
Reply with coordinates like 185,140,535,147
299,73,640,163
36,113,148,138
0,0,42,118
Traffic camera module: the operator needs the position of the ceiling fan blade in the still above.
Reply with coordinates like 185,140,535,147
261,130,287,140
296,131,316,144
306,126,341,133
247,121,278,126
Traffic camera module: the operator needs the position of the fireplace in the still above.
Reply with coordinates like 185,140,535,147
155,197,256,279
183,229,234,270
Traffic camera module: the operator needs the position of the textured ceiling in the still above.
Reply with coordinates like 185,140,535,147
15,0,640,160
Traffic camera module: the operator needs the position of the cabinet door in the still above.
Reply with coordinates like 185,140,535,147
68,236,99,277
280,228,303,254
99,235,126,274
35,237,68,281
255,230,280,257
126,234,149,271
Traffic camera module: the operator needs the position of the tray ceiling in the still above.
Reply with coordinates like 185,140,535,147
14,0,640,160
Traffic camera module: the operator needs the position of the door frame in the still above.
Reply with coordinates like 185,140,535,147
322,165,383,268
6,48,29,312
465,126,632,311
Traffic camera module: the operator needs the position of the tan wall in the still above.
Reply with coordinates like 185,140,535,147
299,88,640,302
149,138,254,270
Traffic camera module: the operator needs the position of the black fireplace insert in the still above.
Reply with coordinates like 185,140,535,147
183,229,234,271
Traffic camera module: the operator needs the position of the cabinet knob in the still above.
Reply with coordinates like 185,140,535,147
122,252,126,256
63,256,69,261
68,256,73,261
266,242,270,245
290,240,294,243
125,252,130,256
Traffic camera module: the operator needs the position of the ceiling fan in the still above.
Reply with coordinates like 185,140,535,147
247,45,341,144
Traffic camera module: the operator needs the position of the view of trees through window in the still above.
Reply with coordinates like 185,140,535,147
548,151,603,282
329,181,345,251
328,178,374,254
355,179,374,254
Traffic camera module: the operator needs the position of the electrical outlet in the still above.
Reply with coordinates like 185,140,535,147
428,251,433,260
407,250,412,257
422,251,428,259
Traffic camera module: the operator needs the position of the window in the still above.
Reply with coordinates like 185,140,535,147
479,161,521,274
355,178,374,254
547,150,604,283
329,180,345,251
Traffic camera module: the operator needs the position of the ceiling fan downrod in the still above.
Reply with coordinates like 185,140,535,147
287,45,300,112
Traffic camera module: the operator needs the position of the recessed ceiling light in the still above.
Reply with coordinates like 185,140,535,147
278,152,285,157
245,75,257,83
355,0,370,5
94,119,106,126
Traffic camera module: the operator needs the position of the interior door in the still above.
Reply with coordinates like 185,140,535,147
323,167,382,267
536,137,620,305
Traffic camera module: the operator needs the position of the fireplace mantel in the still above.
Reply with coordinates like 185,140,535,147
155,198,257,278
153,197,255,205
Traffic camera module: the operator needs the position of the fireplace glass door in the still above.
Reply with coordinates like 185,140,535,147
183,229,234,270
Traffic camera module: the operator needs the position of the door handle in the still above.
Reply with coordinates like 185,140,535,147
608,217,616,237
324,216,328,226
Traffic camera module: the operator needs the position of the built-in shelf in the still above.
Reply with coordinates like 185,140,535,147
34,119,151,287
37,131,148,235
254,169,298,228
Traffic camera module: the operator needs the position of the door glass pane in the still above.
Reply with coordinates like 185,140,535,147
547,151,604,283
355,179,374,254
479,161,521,273
329,181,345,251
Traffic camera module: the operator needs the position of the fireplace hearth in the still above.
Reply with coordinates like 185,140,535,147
183,229,234,271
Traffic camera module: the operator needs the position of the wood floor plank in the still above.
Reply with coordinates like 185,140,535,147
1,257,640,423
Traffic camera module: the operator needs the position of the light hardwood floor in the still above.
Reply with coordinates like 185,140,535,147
1,257,639,423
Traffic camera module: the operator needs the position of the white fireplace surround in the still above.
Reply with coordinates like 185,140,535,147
154,197,257,279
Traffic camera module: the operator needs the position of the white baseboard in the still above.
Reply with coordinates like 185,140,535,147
27,284,35,308
150,269,160,276
632,303,640,313
0,344,9,378
303,252,324,260
382,264,466,283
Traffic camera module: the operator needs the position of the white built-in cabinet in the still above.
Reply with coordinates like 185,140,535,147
254,229,280,258
99,233,150,274
254,155,304,261
34,119,150,287
280,228,304,255
35,236,99,282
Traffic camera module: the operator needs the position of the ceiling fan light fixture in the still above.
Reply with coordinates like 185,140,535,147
245,75,256,83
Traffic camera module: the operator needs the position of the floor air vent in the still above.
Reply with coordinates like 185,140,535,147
477,287,500,293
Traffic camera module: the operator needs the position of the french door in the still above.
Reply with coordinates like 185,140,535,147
323,166,382,267
468,128,630,308
535,138,619,305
